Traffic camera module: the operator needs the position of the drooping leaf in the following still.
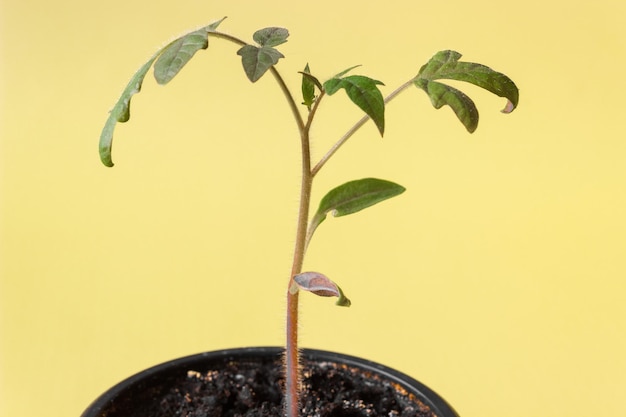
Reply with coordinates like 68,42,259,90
99,18,227,167
323,75,386,135
308,178,405,241
154,29,210,85
153,18,226,86
99,54,160,167
293,272,351,307
413,50,519,132
237,45,284,82
301,63,316,109
414,78,479,132
253,27,289,47
418,50,519,111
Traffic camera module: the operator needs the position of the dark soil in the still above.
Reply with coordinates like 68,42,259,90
147,357,438,417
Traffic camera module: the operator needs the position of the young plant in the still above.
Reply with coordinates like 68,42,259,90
99,18,519,417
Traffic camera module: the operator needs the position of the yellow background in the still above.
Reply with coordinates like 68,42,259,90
2,0,625,416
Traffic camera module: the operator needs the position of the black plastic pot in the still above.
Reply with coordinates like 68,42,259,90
82,347,458,417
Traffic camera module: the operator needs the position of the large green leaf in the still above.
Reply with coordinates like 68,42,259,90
98,18,227,167
237,45,284,82
414,50,519,132
308,178,405,242
323,75,385,135
153,28,210,85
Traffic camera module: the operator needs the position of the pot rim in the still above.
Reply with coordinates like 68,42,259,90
82,346,458,417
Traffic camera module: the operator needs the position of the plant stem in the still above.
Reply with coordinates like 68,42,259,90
268,57,311,417
285,136,312,417
210,32,413,417
311,78,415,177
284,88,328,416
208,31,247,46
210,30,307,417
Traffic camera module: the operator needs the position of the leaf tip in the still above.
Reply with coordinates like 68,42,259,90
336,294,351,307
501,99,516,114
99,147,114,167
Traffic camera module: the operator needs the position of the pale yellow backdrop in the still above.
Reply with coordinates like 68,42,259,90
1,0,625,416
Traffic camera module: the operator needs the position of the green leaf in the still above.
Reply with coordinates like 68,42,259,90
253,27,289,47
300,71,323,92
317,178,405,217
99,54,159,167
237,45,284,82
99,18,227,167
153,28,209,85
333,65,362,79
301,63,316,109
414,50,519,133
154,18,227,85
205,16,228,32
414,78,479,132
323,75,386,135
308,178,405,241
293,272,351,307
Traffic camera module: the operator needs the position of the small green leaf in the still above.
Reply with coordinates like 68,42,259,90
153,28,209,85
293,272,351,307
300,71,323,92
301,63,316,109
323,75,385,135
237,45,284,82
308,178,405,241
252,27,289,47
318,178,405,217
414,50,519,132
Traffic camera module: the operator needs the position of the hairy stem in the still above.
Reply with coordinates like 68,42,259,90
285,288,301,417
285,137,312,417
211,30,308,417
210,31,413,417
311,78,415,177
283,84,321,417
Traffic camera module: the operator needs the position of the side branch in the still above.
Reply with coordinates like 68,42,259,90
311,78,415,177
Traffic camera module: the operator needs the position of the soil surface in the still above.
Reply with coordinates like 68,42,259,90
145,357,438,417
